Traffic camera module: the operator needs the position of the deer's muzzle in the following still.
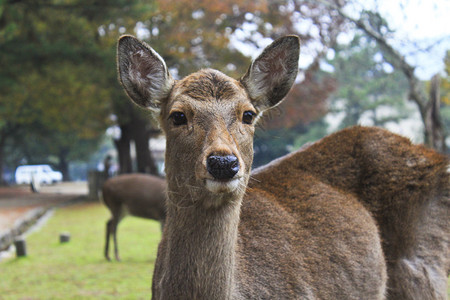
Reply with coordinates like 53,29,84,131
207,155,240,180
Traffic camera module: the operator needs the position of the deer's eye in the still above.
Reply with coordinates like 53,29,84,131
242,111,256,125
169,112,187,126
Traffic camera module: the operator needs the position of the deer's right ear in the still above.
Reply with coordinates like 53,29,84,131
240,36,300,113
117,35,174,113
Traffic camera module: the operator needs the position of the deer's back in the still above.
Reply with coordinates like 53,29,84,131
253,126,448,211
253,126,449,258
102,174,166,220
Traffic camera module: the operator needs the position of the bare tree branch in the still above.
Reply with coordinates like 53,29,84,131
315,0,446,151
318,0,428,110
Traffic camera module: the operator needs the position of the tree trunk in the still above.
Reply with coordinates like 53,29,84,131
113,101,161,175
114,124,133,174
423,74,446,152
0,126,18,185
58,149,70,181
131,116,159,175
326,2,448,152
134,130,158,175
0,137,5,186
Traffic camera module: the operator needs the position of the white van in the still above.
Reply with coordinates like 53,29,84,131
15,165,63,185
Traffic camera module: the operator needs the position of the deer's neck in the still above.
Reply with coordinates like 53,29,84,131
157,189,242,300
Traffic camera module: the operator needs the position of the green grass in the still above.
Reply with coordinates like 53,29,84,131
0,201,161,299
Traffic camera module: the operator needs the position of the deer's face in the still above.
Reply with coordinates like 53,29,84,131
160,70,256,195
117,35,300,206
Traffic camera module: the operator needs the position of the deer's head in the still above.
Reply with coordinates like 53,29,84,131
117,36,300,207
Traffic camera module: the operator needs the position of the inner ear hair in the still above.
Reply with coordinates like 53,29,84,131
117,35,174,112
241,35,300,113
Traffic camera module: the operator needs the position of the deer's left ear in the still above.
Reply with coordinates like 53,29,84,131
240,36,300,113
117,35,174,113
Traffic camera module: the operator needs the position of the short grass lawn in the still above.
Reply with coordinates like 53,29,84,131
0,201,161,299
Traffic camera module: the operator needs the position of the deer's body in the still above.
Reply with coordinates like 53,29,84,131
102,173,166,261
153,159,386,299
254,126,449,299
117,35,449,299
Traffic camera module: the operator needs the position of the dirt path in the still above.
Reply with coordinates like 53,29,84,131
0,182,88,250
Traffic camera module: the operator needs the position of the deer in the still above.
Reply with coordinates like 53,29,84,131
102,173,166,261
117,35,449,299
254,127,450,299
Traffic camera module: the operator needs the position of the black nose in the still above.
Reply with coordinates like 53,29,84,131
207,155,239,180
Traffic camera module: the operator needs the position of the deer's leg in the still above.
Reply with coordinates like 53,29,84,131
112,217,121,261
105,218,113,261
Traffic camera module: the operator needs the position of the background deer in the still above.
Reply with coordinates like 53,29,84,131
102,173,166,261
117,35,449,299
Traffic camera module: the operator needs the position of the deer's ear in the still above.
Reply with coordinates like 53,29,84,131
240,36,300,112
117,35,174,113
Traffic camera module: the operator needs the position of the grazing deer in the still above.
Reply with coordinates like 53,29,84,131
102,174,166,261
117,35,449,299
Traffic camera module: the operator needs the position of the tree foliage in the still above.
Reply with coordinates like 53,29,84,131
328,35,411,129
321,0,448,152
0,0,120,180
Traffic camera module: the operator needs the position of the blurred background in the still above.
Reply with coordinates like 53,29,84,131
1,0,449,184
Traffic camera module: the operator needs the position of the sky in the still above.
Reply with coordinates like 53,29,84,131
365,0,449,40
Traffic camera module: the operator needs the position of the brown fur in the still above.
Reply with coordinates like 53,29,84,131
253,126,450,299
117,35,449,299
179,70,238,101
102,174,166,261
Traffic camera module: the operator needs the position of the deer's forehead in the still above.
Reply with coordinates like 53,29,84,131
168,69,249,107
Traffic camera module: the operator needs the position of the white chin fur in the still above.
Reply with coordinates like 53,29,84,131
206,178,240,193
